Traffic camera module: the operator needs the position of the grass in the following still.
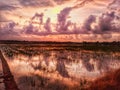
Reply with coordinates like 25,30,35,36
86,69,120,90
0,42,120,90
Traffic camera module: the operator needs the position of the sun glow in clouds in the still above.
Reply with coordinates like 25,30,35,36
0,0,120,41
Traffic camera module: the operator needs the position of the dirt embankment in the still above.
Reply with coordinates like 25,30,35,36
86,69,120,90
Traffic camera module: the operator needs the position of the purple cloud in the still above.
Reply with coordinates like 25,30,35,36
19,0,54,7
82,15,96,31
32,13,44,24
57,7,72,32
0,3,19,11
44,17,51,32
0,21,20,40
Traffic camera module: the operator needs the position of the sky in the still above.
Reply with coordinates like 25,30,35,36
0,0,120,42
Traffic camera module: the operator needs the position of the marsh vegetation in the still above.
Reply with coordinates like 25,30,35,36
0,41,120,90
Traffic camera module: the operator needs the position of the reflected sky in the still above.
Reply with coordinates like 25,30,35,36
0,46,120,90
9,50,120,78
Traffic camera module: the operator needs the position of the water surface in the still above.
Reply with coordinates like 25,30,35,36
0,44,120,90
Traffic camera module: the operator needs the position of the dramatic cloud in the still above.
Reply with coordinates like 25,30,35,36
0,0,120,41
23,23,35,34
73,0,94,9
53,0,72,5
31,13,44,24
23,23,51,36
44,17,51,32
22,8,120,39
57,7,72,32
18,0,54,7
0,21,20,40
0,3,19,11
82,15,96,31
93,11,120,33
108,0,120,9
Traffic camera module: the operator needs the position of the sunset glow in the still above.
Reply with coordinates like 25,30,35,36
0,1,120,89
0,0,120,41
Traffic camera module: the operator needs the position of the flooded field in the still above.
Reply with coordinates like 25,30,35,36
0,44,120,90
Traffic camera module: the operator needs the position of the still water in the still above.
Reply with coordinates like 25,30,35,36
0,46,120,90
